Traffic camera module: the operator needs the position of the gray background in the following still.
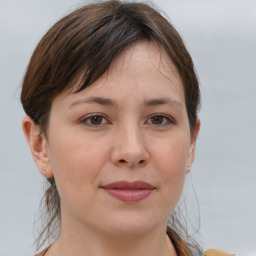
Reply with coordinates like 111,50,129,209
0,0,255,255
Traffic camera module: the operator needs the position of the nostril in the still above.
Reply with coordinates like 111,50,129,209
117,159,145,166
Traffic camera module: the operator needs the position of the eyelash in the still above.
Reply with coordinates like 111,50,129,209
80,113,175,128
80,113,110,127
146,114,176,127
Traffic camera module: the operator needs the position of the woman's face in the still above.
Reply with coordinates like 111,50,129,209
41,41,199,237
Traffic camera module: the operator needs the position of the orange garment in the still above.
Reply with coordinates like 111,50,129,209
205,249,233,256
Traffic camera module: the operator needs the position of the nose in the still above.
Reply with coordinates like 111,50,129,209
110,125,149,168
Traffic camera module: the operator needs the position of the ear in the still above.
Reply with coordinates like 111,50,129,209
186,118,200,173
22,116,53,178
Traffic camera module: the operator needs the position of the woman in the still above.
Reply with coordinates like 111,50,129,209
21,1,203,255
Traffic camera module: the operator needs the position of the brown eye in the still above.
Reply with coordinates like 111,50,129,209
81,114,108,127
146,114,174,127
90,116,103,125
151,116,164,125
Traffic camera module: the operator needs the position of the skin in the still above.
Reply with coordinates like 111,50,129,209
23,41,200,256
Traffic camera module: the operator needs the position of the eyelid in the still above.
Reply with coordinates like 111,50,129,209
80,113,111,127
79,112,176,128
145,113,176,126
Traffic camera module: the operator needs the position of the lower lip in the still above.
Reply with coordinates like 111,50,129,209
103,189,154,202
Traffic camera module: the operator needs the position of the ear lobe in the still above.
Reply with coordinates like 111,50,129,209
186,118,201,174
22,116,53,178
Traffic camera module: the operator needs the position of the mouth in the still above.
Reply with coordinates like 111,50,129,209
100,181,155,202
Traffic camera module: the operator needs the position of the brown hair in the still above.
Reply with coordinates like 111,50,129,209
21,0,201,255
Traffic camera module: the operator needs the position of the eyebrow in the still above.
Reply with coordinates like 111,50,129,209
143,97,183,110
70,96,183,110
70,97,118,108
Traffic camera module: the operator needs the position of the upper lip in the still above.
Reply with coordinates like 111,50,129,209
101,181,155,190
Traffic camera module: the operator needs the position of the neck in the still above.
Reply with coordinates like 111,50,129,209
48,217,177,256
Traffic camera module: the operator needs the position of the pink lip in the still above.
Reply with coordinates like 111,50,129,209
101,181,155,202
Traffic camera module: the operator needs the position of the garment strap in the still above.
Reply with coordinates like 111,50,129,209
34,247,49,256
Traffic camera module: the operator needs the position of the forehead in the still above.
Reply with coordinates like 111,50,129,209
111,40,179,75
69,40,182,91
58,40,184,107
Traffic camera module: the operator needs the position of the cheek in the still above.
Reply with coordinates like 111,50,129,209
48,132,109,194
151,134,190,208
152,133,190,174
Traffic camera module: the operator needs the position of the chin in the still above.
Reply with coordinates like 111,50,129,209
99,211,167,238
